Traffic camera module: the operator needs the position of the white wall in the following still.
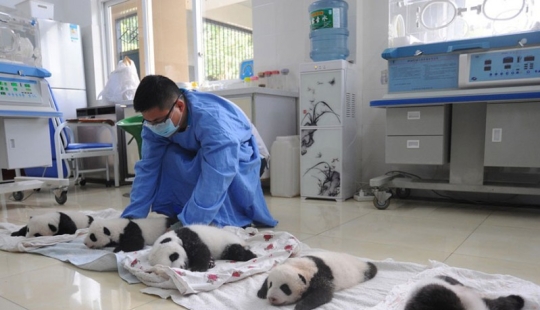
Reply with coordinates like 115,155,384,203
47,0,105,108
252,0,394,188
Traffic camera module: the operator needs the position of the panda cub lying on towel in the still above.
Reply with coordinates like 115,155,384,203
148,224,257,272
84,217,177,252
257,251,378,310
11,211,94,237
404,275,525,310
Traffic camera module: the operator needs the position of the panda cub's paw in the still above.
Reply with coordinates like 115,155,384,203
208,257,216,269
148,231,188,269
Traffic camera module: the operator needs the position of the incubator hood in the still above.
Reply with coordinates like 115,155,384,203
0,12,41,67
389,0,540,48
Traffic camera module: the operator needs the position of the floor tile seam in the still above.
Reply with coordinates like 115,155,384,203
129,299,158,310
446,252,540,269
342,238,453,256
312,212,373,236
479,222,540,233
0,296,28,310
0,259,61,281
366,210,491,228
321,232,476,254
314,233,456,254
448,210,490,258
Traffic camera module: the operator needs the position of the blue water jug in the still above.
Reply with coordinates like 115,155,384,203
309,0,349,62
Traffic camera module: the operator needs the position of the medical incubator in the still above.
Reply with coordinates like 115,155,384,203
389,0,539,47
0,13,69,203
0,13,118,204
370,1,540,208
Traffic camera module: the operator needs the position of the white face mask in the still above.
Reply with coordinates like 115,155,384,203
145,117,179,137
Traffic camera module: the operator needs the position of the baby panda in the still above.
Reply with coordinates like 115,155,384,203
11,211,94,237
257,251,378,310
148,231,188,269
171,224,257,272
404,275,525,310
84,217,177,253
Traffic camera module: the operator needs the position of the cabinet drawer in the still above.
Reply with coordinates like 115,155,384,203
386,105,449,136
386,135,448,165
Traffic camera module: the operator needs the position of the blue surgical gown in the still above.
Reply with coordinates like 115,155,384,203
121,90,278,228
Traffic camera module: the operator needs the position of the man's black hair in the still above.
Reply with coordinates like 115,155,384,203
133,75,182,112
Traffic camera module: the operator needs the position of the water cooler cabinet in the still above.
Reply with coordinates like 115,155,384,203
299,60,357,201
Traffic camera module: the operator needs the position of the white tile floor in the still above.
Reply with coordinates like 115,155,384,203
0,184,539,309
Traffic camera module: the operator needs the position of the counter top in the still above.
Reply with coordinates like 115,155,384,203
208,87,298,98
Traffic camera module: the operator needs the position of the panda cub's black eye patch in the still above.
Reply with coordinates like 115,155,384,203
280,284,292,296
170,253,180,262
161,238,172,244
90,233,97,242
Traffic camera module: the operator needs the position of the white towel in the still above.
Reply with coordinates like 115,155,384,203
122,227,302,294
142,257,429,310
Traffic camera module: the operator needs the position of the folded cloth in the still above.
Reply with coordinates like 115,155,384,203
122,227,301,294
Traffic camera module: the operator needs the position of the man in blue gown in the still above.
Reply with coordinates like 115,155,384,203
121,75,277,228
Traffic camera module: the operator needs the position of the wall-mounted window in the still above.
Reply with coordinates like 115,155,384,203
115,12,140,76
204,18,253,81
102,0,253,84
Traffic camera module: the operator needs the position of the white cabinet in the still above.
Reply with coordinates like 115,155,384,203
299,60,357,201
0,118,51,169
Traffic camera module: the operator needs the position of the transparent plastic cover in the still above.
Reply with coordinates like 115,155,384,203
389,0,540,47
0,12,41,67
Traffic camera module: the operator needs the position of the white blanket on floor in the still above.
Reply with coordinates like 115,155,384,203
0,208,122,252
1,212,539,310
0,208,123,271
139,258,540,310
122,227,302,294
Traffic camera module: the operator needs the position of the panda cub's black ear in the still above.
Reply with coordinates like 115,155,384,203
49,224,58,232
257,277,269,299
104,227,111,236
298,273,307,284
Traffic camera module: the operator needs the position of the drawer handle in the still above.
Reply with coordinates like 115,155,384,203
407,140,420,148
407,111,421,120
492,128,502,142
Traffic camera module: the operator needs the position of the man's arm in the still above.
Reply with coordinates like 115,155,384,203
121,127,169,219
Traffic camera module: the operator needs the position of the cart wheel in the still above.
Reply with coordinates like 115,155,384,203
396,188,411,199
55,191,68,205
79,179,86,186
105,181,113,188
13,191,24,201
373,196,391,210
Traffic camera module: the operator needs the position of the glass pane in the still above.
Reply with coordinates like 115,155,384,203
106,0,143,77
202,1,253,82
105,0,191,83
151,0,191,82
